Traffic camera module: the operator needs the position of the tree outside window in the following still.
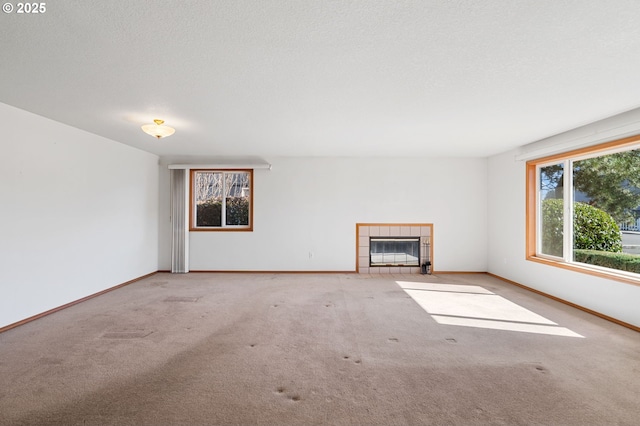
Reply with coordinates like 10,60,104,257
191,170,252,230
528,139,640,280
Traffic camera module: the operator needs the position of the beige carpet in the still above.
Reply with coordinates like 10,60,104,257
0,272,638,425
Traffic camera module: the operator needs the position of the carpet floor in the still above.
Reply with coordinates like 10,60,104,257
0,272,638,425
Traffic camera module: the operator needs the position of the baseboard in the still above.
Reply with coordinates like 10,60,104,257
487,272,640,333
171,270,482,275
187,270,357,274
170,270,506,276
189,270,478,275
0,271,158,334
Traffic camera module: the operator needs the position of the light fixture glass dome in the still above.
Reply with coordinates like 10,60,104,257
141,119,175,139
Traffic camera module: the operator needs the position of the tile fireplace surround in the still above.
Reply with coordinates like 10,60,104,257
357,223,433,274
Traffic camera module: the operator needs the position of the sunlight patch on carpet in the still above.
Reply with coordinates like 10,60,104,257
396,281,583,338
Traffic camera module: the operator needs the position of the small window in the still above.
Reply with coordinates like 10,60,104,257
190,169,253,231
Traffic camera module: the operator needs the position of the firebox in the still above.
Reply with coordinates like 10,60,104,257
369,237,420,267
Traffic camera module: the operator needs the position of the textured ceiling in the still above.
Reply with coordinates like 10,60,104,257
2,0,640,158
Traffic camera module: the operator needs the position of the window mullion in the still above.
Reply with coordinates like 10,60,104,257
221,172,227,227
536,167,543,255
563,159,573,262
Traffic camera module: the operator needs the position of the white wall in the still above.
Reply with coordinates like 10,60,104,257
487,109,640,328
158,157,488,272
0,103,159,329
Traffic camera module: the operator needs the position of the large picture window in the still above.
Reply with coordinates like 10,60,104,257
190,169,253,231
526,135,640,284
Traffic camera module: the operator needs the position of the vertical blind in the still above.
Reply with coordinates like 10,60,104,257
170,169,189,273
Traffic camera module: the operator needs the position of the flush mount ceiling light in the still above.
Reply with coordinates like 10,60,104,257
141,119,175,139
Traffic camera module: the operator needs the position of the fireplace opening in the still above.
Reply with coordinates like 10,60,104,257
370,237,420,267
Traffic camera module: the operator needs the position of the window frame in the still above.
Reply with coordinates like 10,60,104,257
189,168,254,232
526,134,640,286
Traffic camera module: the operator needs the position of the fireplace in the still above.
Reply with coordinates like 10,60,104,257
370,237,420,266
356,223,432,274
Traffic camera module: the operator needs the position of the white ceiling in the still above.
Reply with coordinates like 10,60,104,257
2,0,640,158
